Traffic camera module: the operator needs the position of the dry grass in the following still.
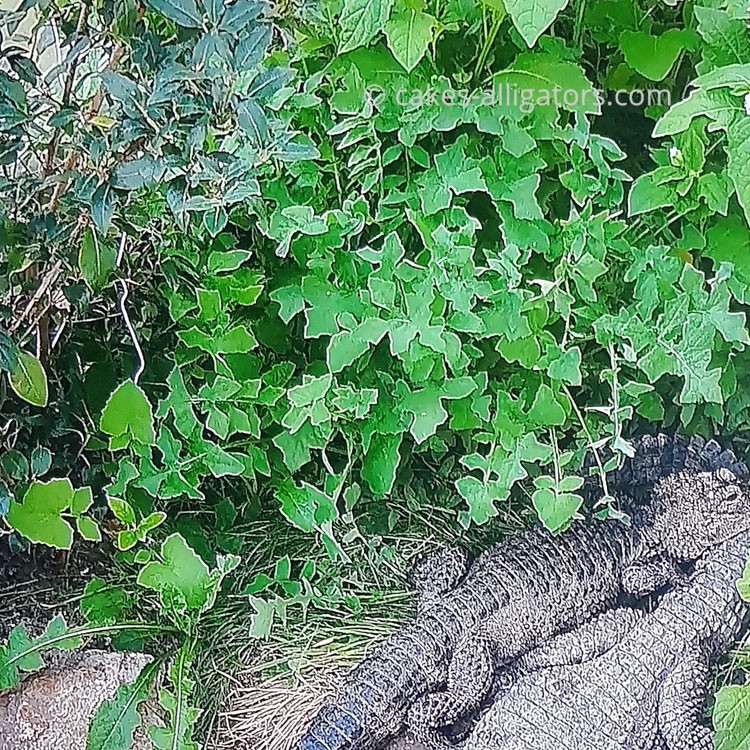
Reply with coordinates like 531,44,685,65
213,607,412,750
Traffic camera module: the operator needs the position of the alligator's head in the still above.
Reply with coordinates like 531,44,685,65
647,467,750,561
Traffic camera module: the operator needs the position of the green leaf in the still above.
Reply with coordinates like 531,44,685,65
5,479,75,549
1,449,29,480
384,10,436,72
235,25,272,71
339,0,394,53
505,0,570,48
0,327,19,373
80,578,131,626
715,682,750,750
737,555,750,601
137,533,239,614
361,433,402,495
109,496,137,526
0,481,11,516
456,476,507,526
529,384,566,426
100,381,156,449
532,482,583,532
547,347,583,385
30,446,52,477
288,374,333,407
220,1,263,33
77,516,102,542
87,662,155,750
653,89,735,138
327,318,389,373
112,157,166,190
0,616,83,691
79,228,117,289
9,350,48,407
493,54,601,115
71,486,94,516
619,29,698,81
147,0,202,28
149,649,200,750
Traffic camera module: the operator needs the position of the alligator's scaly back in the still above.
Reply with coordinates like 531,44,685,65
604,433,747,490
464,531,750,750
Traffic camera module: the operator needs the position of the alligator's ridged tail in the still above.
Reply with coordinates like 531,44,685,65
298,700,365,750
297,615,454,750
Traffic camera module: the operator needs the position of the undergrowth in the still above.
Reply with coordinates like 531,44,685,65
2,0,750,746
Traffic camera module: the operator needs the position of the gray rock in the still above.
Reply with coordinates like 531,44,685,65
0,649,153,750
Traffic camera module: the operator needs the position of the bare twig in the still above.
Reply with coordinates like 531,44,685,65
562,383,610,499
115,232,145,384
10,259,64,336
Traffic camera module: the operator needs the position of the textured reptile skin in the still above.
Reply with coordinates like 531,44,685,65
463,530,750,750
297,435,750,750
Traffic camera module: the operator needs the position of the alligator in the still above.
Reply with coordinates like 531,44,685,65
297,435,750,750
461,529,750,750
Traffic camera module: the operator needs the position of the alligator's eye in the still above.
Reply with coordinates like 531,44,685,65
718,486,744,513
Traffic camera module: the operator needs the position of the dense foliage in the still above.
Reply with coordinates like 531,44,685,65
2,0,750,746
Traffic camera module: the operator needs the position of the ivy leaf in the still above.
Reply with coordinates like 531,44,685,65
384,10,436,72
456,476,507,527
339,0,393,53
9,350,48,407
288,374,333,407
327,318,389,373
276,481,341,552
361,433,402,495
5,479,76,549
532,480,583,533
529,384,566,426
100,381,156,449
548,346,583,385
505,0,570,48
620,29,698,81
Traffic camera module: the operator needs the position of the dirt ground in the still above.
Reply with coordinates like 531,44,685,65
0,533,111,639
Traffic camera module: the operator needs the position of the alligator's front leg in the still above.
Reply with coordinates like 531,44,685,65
491,607,644,700
658,653,713,750
507,607,644,672
407,633,494,742
622,556,683,597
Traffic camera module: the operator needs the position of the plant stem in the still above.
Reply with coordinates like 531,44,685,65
6,622,177,668
473,10,505,84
